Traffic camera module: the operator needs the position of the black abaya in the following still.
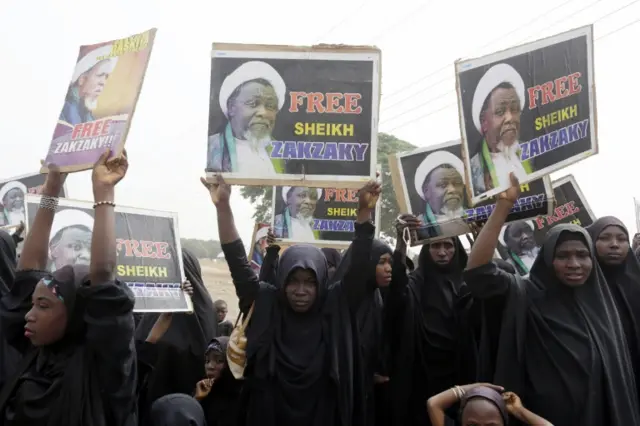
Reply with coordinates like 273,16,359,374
386,238,477,426
221,221,376,426
332,240,392,426
135,249,217,422
586,216,640,403
465,224,640,426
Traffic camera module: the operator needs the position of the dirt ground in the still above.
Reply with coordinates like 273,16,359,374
199,258,240,321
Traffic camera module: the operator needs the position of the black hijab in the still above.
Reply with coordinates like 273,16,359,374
491,224,640,426
389,237,475,426
150,393,206,426
201,336,242,426
322,248,342,270
240,244,355,426
0,230,16,296
6,265,106,426
586,216,640,401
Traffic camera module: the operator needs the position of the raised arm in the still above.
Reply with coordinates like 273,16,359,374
464,174,521,299
343,180,380,311
84,149,137,425
202,176,259,312
18,167,67,271
259,243,280,284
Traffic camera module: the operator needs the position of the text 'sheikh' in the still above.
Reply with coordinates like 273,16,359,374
271,90,367,162
520,72,589,161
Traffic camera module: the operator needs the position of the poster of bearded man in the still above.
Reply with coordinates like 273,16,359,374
206,43,381,188
455,25,596,205
388,139,553,246
42,28,157,173
0,172,68,227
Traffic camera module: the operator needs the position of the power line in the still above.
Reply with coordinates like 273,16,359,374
384,14,640,133
381,0,580,101
366,0,435,44
382,0,609,115
382,0,639,127
313,0,369,44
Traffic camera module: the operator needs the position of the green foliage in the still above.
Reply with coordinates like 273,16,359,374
239,132,416,237
180,238,222,260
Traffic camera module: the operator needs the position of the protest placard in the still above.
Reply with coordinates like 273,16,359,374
0,172,68,228
24,195,190,312
496,174,595,276
272,184,381,248
43,28,157,173
389,139,553,246
248,223,270,274
206,43,381,188
455,25,596,205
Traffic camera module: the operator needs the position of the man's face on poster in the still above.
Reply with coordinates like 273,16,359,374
481,85,521,149
78,60,113,110
505,222,536,254
228,80,278,142
422,165,464,215
287,187,318,219
3,188,24,212
50,226,92,269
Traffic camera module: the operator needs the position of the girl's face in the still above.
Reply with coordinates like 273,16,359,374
205,350,226,380
461,399,505,426
553,239,592,287
375,253,393,287
24,280,68,346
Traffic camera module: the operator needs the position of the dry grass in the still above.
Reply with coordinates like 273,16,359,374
199,258,240,321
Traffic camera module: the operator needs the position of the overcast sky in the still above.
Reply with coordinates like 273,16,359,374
1,0,638,246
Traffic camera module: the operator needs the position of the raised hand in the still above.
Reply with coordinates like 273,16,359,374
194,378,214,400
267,228,276,246
357,179,382,212
181,280,194,297
498,172,520,204
503,391,523,414
200,175,231,207
41,162,68,197
92,149,129,197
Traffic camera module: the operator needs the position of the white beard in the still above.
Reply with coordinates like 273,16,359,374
242,130,272,150
84,97,98,111
6,209,24,226
294,212,314,225
438,205,463,219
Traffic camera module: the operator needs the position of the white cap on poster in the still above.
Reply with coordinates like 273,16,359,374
219,61,286,117
413,151,465,200
0,181,27,203
49,209,95,243
71,45,119,84
471,63,525,133
255,226,269,241
281,187,323,204
498,220,534,246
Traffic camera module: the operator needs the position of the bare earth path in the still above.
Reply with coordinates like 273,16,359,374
199,258,240,321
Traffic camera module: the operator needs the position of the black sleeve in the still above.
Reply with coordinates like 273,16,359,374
463,262,515,299
258,245,280,284
384,250,409,337
221,239,260,314
82,280,137,423
0,269,49,353
342,221,375,311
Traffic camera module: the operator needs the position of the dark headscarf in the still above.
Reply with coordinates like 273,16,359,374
321,248,342,269
332,240,392,424
389,237,476,426
459,387,508,425
201,336,242,426
494,258,516,274
135,249,217,407
150,393,206,426
491,224,640,426
6,265,106,426
586,216,640,402
0,230,16,296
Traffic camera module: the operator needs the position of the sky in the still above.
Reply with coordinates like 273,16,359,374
1,0,639,247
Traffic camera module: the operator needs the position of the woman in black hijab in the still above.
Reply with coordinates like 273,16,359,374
193,336,242,426
0,152,137,426
586,216,640,402
464,175,640,426
135,248,218,422
322,248,342,278
203,175,380,426
386,213,477,426
0,230,21,391
332,239,393,425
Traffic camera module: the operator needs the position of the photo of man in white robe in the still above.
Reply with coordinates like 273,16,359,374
0,181,27,227
273,187,322,241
